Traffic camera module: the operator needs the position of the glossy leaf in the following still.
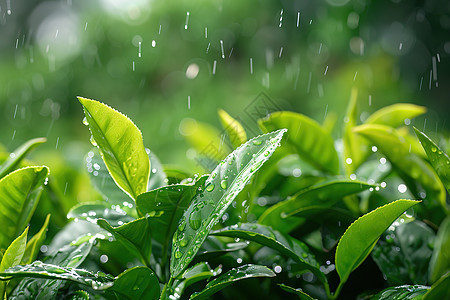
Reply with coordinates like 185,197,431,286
86,148,127,205
190,264,275,299
68,202,134,227
335,200,420,282
97,217,152,266
414,127,450,195
0,166,49,249
259,180,374,233
365,103,426,128
218,109,247,149
371,220,434,285
170,129,286,278
136,176,207,246
429,216,450,283
371,285,429,300
211,223,326,283
148,150,168,190
0,261,115,290
279,284,315,300
70,290,90,300
79,97,150,200
354,124,446,212
259,111,339,174
22,214,51,264
423,271,450,300
105,267,159,300
0,137,47,178
0,227,28,298
170,262,219,299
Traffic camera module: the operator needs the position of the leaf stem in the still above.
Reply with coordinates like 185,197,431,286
329,279,346,300
160,276,174,300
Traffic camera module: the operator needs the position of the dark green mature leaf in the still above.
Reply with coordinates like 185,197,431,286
279,284,316,300
259,111,339,174
218,109,247,149
365,103,426,128
414,127,450,195
170,129,286,278
70,290,90,300
370,285,429,300
335,200,420,282
22,214,51,264
136,176,207,247
0,137,47,178
0,166,49,249
79,97,150,200
97,218,152,266
423,271,450,300
354,125,446,213
0,227,28,297
371,220,434,285
190,264,275,299
170,262,220,299
0,261,115,290
86,148,128,205
211,223,325,283
105,267,159,300
148,150,168,190
68,202,134,227
259,180,374,233
429,216,450,283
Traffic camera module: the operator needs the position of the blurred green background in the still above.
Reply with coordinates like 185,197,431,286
1,0,450,210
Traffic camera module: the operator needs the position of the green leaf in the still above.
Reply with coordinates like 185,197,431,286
0,137,47,179
70,290,90,300
170,262,219,298
218,109,247,149
370,285,430,300
414,127,450,195
22,214,51,264
78,97,150,200
97,218,152,266
279,284,316,300
170,129,286,278
429,216,450,283
0,227,28,298
190,264,275,300
136,176,207,248
148,150,168,190
365,103,426,128
67,202,134,227
86,148,128,205
371,220,434,285
259,111,339,174
0,166,49,250
211,223,326,283
105,267,159,300
354,124,447,213
0,261,115,290
258,180,374,233
423,271,450,300
335,200,420,283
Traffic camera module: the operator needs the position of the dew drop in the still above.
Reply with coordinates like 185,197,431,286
252,140,262,145
220,179,228,189
189,209,202,230
206,183,215,192
82,117,89,125
90,136,98,147
175,249,182,259
431,147,437,153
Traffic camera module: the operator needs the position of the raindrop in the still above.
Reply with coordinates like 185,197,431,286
100,254,108,263
398,184,407,193
189,209,202,230
252,139,262,145
206,183,215,192
151,40,156,47
346,158,352,164
90,136,98,147
220,179,228,189
379,157,386,164
372,146,377,152
274,265,282,273
82,117,89,125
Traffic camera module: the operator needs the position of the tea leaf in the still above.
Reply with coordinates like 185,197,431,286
365,103,426,128
428,216,450,283
423,271,450,300
259,111,339,174
170,129,286,278
371,285,429,300
335,199,420,283
218,109,247,149
22,214,51,264
68,202,134,227
148,150,168,190
0,166,49,249
79,97,150,200
190,264,275,299
279,284,316,299
105,267,159,300
0,137,47,179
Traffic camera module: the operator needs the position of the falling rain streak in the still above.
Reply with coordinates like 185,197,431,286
297,12,300,27
279,9,283,27
184,12,190,30
220,40,225,59
249,58,253,74
138,41,141,57
212,60,217,74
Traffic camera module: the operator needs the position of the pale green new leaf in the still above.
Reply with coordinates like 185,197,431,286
190,264,275,299
0,137,46,179
67,202,134,227
218,109,247,149
170,129,286,278
335,199,420,282
22,214,51,264
365,103,426,128
0,166,49,250
259,111,339,174
79,97,150,200
414,127,450,195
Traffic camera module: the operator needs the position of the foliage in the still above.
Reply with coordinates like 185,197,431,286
0,96,448,300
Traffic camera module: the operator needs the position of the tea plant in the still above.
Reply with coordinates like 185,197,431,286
0,92,448,299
